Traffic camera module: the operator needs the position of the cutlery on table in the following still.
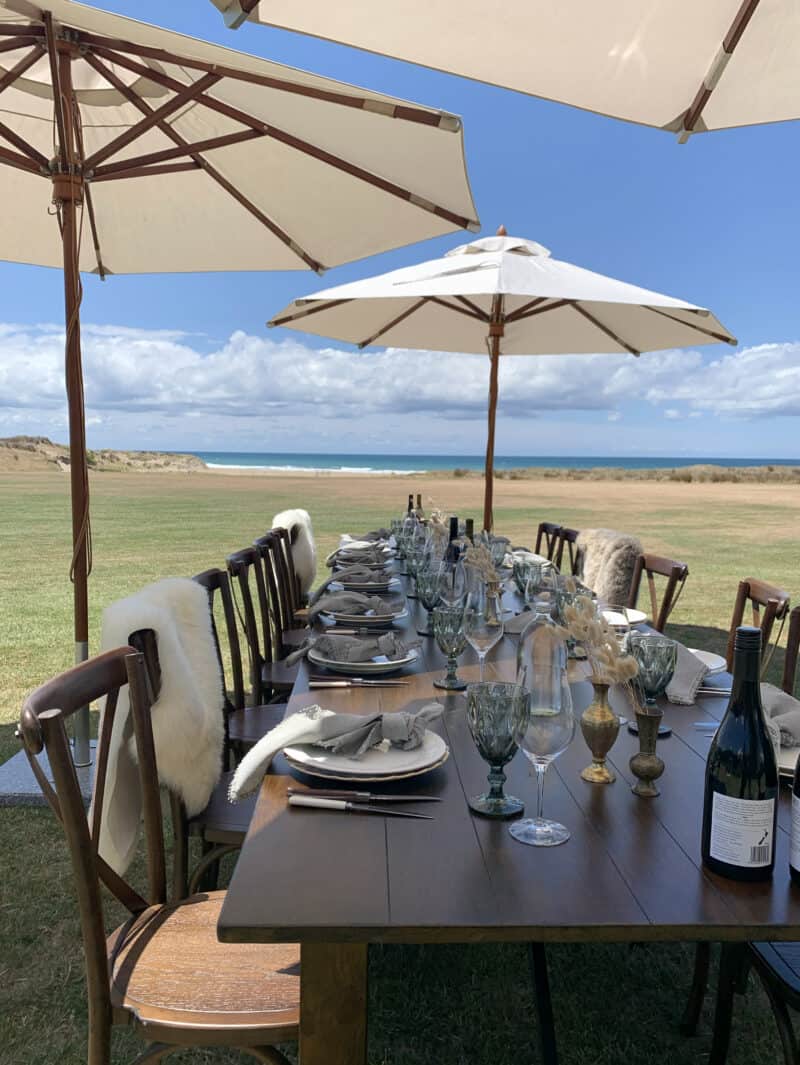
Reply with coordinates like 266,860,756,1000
693,722,719,731
308,677,410,689
288,794,433,819
696,688,732,697
287,787,441,804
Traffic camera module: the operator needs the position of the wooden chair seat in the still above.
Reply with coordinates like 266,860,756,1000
262,659,299,690
108,891,299,1043
228,704,286,748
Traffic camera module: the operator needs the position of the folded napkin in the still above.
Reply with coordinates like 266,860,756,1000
308,564,391,606
665,643,710,705
341,529,391,544
229,702,444,801
763,684,800,748
286,631,418,666
308,590,403,621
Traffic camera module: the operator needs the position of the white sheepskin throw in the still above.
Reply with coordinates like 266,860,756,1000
272,508,316,596
577,528,642,605
93,578,224,876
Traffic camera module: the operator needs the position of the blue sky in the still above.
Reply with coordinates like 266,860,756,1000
0,0,798,458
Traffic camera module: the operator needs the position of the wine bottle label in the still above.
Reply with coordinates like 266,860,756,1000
709,793,775,867
791,794,800,872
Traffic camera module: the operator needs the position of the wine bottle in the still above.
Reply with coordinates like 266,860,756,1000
465,518,474,543
790,754,800,885
407,493,414,515
445,515,460,561
701,626,778,881
415,493,424,519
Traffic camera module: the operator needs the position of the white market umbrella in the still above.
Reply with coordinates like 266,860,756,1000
0,0,478,761
213,0,798,139
269,228,736,531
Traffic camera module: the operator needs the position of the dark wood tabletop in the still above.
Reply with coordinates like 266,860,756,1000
219,578,800,946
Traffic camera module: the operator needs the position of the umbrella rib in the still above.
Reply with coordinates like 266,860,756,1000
506,298,570,323
0,116,48,168
82,71,221,170
72,28,461,132
91,161,202,182
453,295,490,320
677,0,762,139
505,296,548,323
427,295,487,321
73,108,109,280
571,303,640,355
0,24,44,37
0,143,43,174
357,298,429,348
645,305,737,345
0,43,44,100
270,298,353,328
90,45,479,233
89,129,267,179
0,35,39,56
84,51,325,273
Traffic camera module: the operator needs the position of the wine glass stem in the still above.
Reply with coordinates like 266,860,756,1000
478,653,485,681
447,654,458,685
487,763,506,801
535,765,547,821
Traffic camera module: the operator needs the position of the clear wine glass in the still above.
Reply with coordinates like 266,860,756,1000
415,562,442,636
510,633,575,847
438,558,467,608
464,579,504,681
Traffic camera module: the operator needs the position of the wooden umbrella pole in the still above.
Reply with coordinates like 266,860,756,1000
53,33,92,765
483,293,505,532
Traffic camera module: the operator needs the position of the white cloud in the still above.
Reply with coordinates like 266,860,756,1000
0,324,798,447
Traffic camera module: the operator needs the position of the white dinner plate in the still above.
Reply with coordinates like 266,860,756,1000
326,608,409,628
338,578,398,593
307,646,419,676
602,607,647,627
284,729,449,782
689,648,727,675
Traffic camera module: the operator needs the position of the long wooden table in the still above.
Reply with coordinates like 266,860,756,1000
217,572,800,1064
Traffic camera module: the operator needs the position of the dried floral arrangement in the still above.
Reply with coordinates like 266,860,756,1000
462,542,501,583
553,578,639,687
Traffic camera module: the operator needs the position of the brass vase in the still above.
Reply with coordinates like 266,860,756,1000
579,681,619,784
629,707,665,798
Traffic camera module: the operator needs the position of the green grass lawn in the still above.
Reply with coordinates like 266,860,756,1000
1,469,797,1064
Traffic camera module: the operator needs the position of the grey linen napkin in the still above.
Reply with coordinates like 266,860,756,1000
308,591,401,621
359,528,391,542
228,703,443,801
763,683,800,748
308,564,390,607
286,631,418,667
665,643,709,705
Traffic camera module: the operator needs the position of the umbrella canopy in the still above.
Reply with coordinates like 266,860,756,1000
213,0,798,139
0,0,478,762
270,229,737,530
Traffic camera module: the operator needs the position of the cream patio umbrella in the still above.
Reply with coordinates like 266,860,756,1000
269,227,736,532
0,0,478,761
213,0,798,140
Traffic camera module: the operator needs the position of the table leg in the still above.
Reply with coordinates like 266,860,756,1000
300,942,368,1065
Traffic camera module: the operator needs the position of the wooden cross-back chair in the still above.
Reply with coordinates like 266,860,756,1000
18,647,298,1065
272,526,302,616
253,532,307,655
783,606,800,697
534,522,561,562
227,547,297,706
554,527,581,576
725,577,791,674
626,553,689,633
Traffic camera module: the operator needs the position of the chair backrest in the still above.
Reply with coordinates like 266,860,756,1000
272,526,301,615
18,648,162,1065
254,531,294,651
535,522,561,562
226,546,274,704
782,606,800,696
555,527,581,576
725,577,791,674
192,567,245,714
627,553,689,633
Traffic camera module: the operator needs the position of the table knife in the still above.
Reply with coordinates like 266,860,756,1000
288,787,441,804
308,677,410,688
288,794,433,819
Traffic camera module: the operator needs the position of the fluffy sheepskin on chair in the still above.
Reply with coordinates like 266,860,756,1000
577,528,642,605
94,578,225,875
272,508,317,597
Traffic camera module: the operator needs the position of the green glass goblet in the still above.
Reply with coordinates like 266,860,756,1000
415,564,442,636
432,605,467,691
466,682,527,819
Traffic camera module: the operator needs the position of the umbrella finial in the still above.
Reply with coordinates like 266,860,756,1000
496,224,507,236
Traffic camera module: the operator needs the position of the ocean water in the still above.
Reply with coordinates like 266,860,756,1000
193,452,800,474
